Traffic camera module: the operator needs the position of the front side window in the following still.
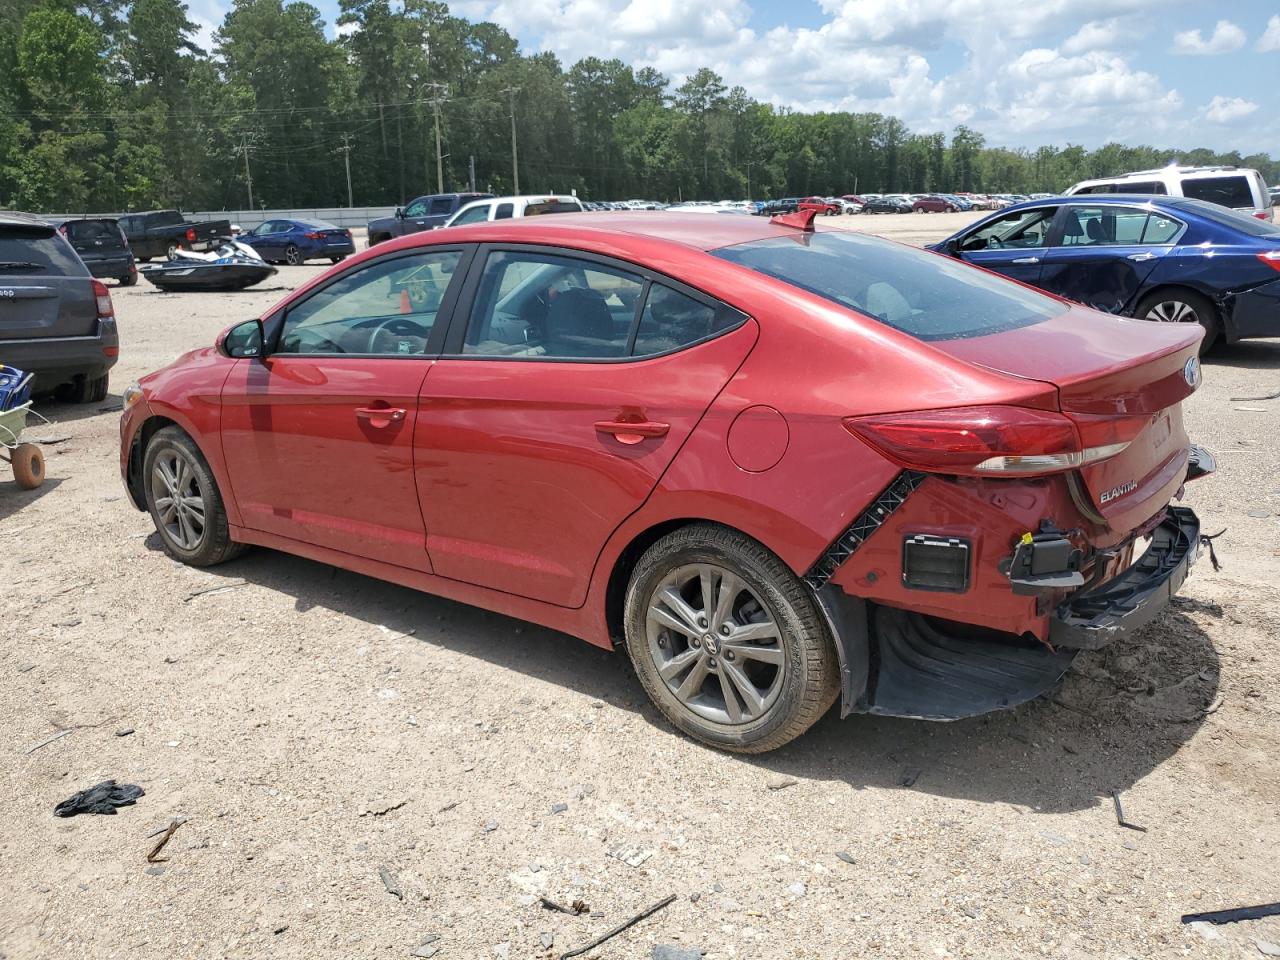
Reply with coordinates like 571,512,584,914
960,207,1057,251
714,230,1064,342
463,251,643,358
277,250,462,355
450,204,491,226
403,199,427,217
1182,175,1255,208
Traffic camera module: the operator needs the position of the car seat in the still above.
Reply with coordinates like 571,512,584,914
1061,209,1086,245
544,286,619,357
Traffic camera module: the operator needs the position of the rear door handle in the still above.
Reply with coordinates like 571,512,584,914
594,419,670,445
356,406,406,428
1011,256,1041,264
1126,252,1156,262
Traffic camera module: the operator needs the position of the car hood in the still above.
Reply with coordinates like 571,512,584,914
367,216,397,231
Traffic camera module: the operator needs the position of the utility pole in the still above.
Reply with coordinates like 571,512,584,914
425,83,449,194
745,160,755,199
337,133,354,208
500,85,520,193
469,155,476,193
237,133,254,210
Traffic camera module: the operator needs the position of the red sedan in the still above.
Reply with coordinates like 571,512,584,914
120,212,1213,752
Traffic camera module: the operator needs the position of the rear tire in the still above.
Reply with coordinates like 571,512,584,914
11,443,44,489
1134,289,1220,355
166,241,186,261
330,255,346,264
118,272,137,287
623,523,840,753
143,426,245,567
285,244,302,265
64,373,108,404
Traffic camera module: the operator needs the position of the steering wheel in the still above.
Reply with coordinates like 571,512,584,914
367,316,426,353
287,328,346,353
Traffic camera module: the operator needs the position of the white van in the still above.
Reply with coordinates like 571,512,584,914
1065,165,1273,220
442,195,584,228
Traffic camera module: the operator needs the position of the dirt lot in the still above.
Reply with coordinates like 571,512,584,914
2,212,1278,960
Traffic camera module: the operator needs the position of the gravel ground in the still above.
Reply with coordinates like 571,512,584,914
2,213,1278,960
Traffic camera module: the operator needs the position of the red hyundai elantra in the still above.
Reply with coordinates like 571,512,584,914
120,211,1213,752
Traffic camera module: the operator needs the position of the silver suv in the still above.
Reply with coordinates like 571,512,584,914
0,212,119,403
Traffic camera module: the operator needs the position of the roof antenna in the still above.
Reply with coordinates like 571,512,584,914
770,207,818,232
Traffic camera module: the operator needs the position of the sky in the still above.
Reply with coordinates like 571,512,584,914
188,0,1280,153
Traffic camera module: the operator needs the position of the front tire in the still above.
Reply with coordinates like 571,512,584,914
63,372,108,404
143,426,245,567
623,524,839,753
1134,289,1220,355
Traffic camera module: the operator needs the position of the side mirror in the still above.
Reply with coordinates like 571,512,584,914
943,237,961,257
219,318,264,359
394,207,405,219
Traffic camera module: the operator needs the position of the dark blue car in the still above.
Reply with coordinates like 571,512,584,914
240,218,355,265
932,195,1280,352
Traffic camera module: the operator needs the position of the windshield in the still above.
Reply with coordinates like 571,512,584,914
713,230,1066,341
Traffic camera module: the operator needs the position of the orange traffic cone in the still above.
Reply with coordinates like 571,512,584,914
399,289,411,314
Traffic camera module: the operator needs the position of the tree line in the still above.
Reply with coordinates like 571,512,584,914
2,0,1277,213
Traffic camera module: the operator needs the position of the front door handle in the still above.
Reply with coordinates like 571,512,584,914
356,406,406,428
1011,256,1041,264
1127,252,1156,262
595,419,670,445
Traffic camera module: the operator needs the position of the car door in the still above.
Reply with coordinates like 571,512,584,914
400,199,429,235
952,205,1058,285
414,246,757,607
219,245,472,570
1038,204,1180,314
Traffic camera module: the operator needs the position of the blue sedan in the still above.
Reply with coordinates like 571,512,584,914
240,218,356,265
932,195,1280,352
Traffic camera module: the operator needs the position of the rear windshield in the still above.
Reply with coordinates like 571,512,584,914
63,220,123,243
1182,176,1255,208
712,230,1065,341
524,201,582,216
148,211,184,226
1177,199,1280,236
0,226,87,274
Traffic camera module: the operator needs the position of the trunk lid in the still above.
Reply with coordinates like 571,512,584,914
0,223,97,339
938,304,1201,531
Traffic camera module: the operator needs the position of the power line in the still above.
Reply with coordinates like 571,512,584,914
337,132,354,207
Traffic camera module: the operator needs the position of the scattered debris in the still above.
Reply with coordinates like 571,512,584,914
145,864,166,877
361,798,409,817
1182,902,1280,926
834,851,856,865
766,778,797,791
529,862,543,873
539,897,588,916
786,882,807,897
609,847,654,868
411,934,441,957
1231,387,1280,402
115,727,135,737
16,662,35,673
146,819,185,863
33,434,73,445
540,932,555,950
1234,406,1268,413
1111,789,1147,833
54,779,145,817
1255,939,1280,957
1204,696,1225,716
145,816,188,839
483,820,498,833
900,767,922,787
273,925,288,935
183,580,247,602
377,625,417,642
379,865,404,901
550,802,568,814
53,617,81,628
25,728,74,754
557,894,676,960
652,946,702,960
438,801,460,813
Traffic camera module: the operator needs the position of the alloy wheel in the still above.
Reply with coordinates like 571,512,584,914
1145,299,1198,324
150,449,207,551
645,562,786,725
285,244,301,265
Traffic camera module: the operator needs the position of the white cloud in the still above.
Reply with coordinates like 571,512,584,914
1203,95,1258,124
1171,19,1246,55
1258,15,1280,52
1061,19,1121,55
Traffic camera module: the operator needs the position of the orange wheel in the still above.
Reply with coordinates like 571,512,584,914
12,442,44,489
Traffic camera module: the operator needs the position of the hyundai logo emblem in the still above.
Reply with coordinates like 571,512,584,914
1183,356,1201,389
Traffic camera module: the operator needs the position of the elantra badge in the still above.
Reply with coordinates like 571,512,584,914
1100,480,1138,504
1183,356,1201,389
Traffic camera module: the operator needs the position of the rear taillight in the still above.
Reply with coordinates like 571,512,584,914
185,227,196,242
844,406,1130,477
92,279,114,319
304,232,324,239
1254,212,1270,220
1258,250,1280,273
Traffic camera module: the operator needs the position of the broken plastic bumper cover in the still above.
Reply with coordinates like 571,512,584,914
1049,505,1201,651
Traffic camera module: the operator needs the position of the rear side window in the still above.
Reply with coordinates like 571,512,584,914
633,284,739,357
1182,176,1255,208
714,231,1065,341
1059,206,1182,246
524,201,582,216
0,226,88,275
428,197,455,216
148,211,183,227
493,203,514,220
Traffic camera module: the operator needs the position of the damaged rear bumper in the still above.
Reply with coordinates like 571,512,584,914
1048,505,1201,651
